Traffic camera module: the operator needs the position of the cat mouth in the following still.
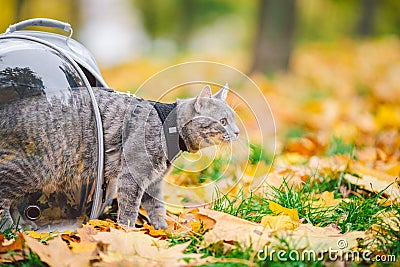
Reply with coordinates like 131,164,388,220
222,133,238,142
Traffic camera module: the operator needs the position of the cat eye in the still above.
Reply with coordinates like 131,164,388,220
220,118,227,126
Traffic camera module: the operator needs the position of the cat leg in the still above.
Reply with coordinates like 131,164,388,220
0,199,14,231
116,161,149,227
141,180,167,230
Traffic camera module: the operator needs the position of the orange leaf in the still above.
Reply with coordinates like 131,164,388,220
141,224,166,238
0,233,24,253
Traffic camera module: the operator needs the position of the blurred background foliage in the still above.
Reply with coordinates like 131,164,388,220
1,0,400,74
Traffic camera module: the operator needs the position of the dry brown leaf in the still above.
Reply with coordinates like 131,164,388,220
92,228,165,260
196,208,272,250
0,233,24,253
77,224,98,243
189,208,217,230
141,223,167,238
344,172,400,200
197,208,367,253
261,215,299,231
136,241,202,266
24,235,97,267
93,228,200,266
88,219,121,232
285,224,366,251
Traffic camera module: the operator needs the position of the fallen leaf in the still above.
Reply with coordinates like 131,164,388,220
141,223,167,238
93,228,200,266
77,225,98,243
196,208,272,250
0,233,24,253
269,201,300,222
190,221,203,233
312,191,343,208
24,235,97,267
284,224,366,252
189,208,217,231
136,241,202,266
25,230,55,240
88,219,122,232
261,214,299,230
69,241,98,254
196,208,367,254
344,171,400,200
92,228,167,261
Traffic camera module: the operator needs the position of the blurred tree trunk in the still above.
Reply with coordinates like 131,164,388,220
70,0,80,29
358,0,376,37
177,0,195,51
15,0,25,21
250,0,296,74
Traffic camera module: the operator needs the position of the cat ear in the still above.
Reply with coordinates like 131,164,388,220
213,83,229,101
199,85,212,98
194,85,212,112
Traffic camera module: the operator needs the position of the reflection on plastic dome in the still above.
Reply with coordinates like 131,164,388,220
0,66,45,102
0,37,99,231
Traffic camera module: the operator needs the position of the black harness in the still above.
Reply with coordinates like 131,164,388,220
151,101,188,162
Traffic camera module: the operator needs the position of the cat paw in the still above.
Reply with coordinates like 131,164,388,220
117,216,138,228
151,216,168,230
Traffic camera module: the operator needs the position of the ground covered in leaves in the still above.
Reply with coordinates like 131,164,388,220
1,38,400,266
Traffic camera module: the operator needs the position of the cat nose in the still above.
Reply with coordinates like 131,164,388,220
234,130,240,138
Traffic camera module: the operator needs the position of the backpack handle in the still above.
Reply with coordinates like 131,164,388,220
6,18,72,36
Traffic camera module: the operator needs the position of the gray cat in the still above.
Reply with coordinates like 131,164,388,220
0,84,239,230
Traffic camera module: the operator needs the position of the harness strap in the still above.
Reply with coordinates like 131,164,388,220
151,102,188,161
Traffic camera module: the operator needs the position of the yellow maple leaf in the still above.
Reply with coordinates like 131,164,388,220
261,214,299,231
25,231,54,240
190,221,203,233
312,191,342,208
268,201,300,222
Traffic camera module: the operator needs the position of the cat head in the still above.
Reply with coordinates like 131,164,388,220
177,84,240,152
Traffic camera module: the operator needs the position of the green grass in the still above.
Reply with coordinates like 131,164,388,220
212,188,272,223
327,193,390,233
212,172,394,233
325,136,355,158
0,217,20,240
207,170,400,265
0,249,48,267
168,230,329,267
360,201,400,259
199,157,230,183
0,218,47,267
267,178,335,226
249,143,273,165
284,126,306,140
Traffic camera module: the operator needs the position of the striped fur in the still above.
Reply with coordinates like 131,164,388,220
0,86,239,230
